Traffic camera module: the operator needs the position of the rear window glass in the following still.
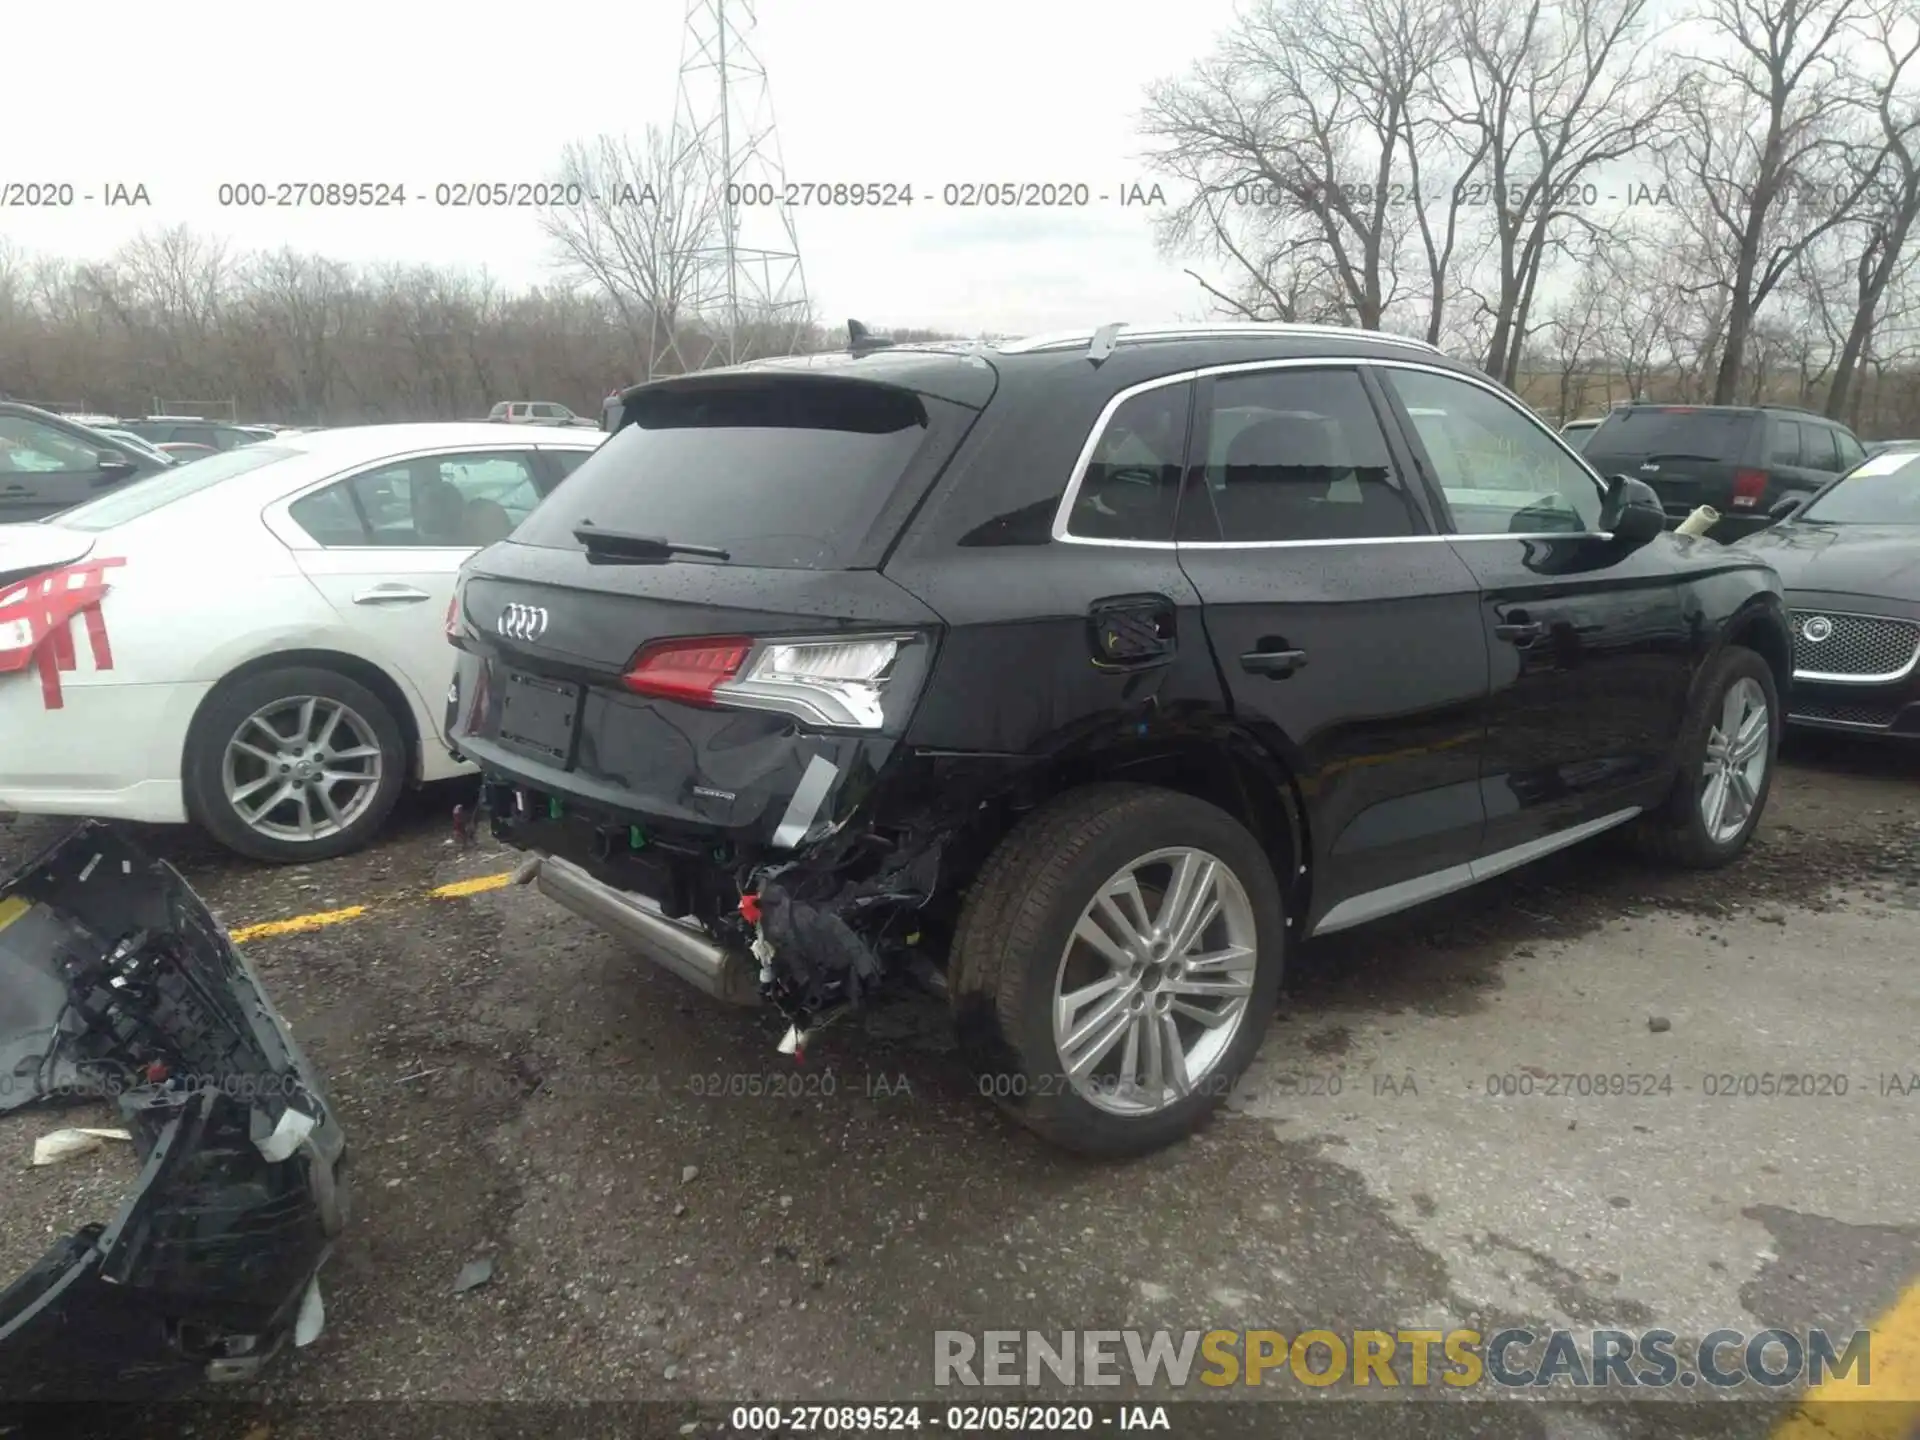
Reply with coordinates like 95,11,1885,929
1585,409,1756,460
513,378,947,569
52,445,293,531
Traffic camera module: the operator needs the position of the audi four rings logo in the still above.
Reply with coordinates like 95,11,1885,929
1802,616,1834,643
498,604,549,641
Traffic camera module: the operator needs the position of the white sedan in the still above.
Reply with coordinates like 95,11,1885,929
0,424,604,862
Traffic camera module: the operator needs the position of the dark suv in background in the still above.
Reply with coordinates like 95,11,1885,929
444,323,1790,1157
1579,404,1868,539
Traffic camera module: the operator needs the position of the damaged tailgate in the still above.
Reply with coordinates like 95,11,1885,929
0,822,347,1399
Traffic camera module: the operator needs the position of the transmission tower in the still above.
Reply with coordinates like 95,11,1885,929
657,0,811,377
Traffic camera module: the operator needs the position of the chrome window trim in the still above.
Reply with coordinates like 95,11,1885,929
1048,355,1616,548
1789,608,1920,685
998,322,1444,356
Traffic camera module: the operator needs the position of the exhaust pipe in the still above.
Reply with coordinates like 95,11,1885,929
513,854,760,1006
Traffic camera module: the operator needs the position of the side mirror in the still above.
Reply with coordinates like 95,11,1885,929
1769,494,1808,522
96,449,137,474
1601,474,1665,546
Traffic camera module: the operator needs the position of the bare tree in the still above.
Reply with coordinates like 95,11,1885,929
542,128,722,379
1142,0,1459,335
1823,0,1920,418
1445,0,1682,384
1676,0,1878,402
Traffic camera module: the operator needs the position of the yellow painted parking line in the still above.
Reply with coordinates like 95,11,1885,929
226,869,515,945
429,872,514,899
229,905,368,944
1773,1278,1920,1438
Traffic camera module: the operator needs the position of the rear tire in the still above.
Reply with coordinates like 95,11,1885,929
185,665,408,863
949,783,1285,1158
1635,645,1779,869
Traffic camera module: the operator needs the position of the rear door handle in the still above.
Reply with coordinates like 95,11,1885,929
1240,648,1307,677
352,584,431,605
1494,619,1545,644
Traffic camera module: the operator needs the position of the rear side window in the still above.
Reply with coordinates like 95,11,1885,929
1178,368,1414,543
1063,384,1191,542
1769,421,1802,466
512,377,960,569
1585,408,1756,461
1803,426,1841,471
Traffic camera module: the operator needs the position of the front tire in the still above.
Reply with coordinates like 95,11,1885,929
1636,645,1779,869
949,784,1286,1158
185,665,408,863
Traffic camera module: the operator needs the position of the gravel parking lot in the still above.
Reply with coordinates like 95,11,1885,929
2,733,1917,1440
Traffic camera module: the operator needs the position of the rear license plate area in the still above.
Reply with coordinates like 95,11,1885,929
495,670,581,765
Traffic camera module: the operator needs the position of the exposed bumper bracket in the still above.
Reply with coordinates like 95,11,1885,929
514,853,761,1007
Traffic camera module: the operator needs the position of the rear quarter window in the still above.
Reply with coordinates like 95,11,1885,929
512,376,968,569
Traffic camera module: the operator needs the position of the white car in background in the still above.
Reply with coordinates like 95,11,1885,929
0,424,604,862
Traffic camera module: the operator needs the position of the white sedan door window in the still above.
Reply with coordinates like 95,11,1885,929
282,448,541,775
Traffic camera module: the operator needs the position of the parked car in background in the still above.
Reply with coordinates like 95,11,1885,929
90,427,180,468
488,401,597,428
120,416,270,451
156,442,218,462
444,321,1790,1157
1579,404,1868,540
1559,416,1605,450
1731,446,1920,740
0,402,172,523
1864,439,1920,456
0,425,604,862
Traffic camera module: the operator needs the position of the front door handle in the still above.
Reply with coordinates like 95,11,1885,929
352,584,432,605
1494,620,1545,644
1240,648,1307,678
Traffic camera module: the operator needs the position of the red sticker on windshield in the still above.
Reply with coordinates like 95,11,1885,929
0,557,127,708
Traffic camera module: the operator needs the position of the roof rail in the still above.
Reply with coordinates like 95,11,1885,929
997,322,1445,357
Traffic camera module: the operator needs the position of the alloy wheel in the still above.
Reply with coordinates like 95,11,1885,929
1051,846,1260,1117
1698,676,1769,845
221,695,385,844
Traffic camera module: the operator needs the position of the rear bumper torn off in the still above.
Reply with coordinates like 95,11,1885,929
0,822,349,1399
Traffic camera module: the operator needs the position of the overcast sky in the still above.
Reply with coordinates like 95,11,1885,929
5,0,1257,333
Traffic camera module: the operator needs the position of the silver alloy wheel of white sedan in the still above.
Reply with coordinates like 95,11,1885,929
1699,676,1770,844
222,694,385,843
1052,846,1260,1117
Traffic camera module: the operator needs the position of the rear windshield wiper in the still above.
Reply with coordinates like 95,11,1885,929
573,523,731,563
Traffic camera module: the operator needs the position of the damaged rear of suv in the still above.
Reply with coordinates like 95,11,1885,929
444,325,1788,1157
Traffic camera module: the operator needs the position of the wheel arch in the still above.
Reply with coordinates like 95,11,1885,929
919,714,1314,938
1722,594,1793,702
180,648,426,806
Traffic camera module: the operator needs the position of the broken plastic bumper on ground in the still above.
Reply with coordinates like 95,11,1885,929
0,822,348,1400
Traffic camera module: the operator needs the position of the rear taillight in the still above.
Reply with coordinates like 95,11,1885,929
1732,468,1767,507
621,633,916,730
621,636,753,706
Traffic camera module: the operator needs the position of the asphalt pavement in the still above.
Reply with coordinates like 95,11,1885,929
2,733,1917,1440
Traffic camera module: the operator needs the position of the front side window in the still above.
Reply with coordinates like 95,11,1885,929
0,414,99,473
1384,369,1604,535
1063,383,1192,543
1178,368,1414,543
1836,431,1866,468
288,450,541,547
